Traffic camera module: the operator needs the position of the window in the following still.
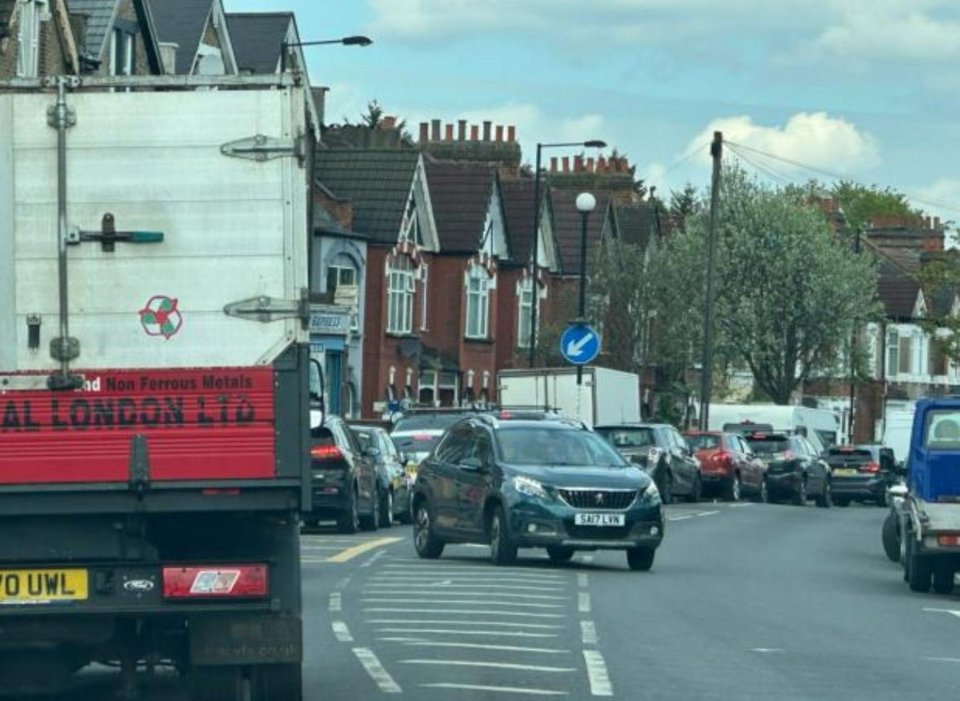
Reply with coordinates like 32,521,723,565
386,256,415,334
111,28,135,76
419,264,429,331
898,334,913,374
465,265,490,339
15,0,42,78
327,263,360,330
886,329,899,377
326,265,356,294
517,278,534,348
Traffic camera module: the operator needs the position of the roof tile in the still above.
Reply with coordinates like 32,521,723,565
424,160,496,253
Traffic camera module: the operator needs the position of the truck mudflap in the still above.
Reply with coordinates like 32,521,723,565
189,614,302,666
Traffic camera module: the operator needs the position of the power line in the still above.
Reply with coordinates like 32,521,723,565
656,141,710,183
726,143,793,186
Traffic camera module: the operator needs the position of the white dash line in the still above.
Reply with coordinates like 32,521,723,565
352,647,401,694
401,659,576,673
397,641,571,654
360,549,388,568
362,599,563,608
581,620,598,645
581,555,594,564
362,590,568,600
923,607,960,619
364,608,565,618
583,650,614,696
578,592,592,613
421,683,567,696
667,515,693,522
364,583,565,592
696,510,720,517
366,619,563,629
332,621,353,643
578,573,589,589
376,628,558,638
925,657,960,663
328,592,342,613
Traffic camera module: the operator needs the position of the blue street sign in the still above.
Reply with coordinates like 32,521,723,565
560,323,600,366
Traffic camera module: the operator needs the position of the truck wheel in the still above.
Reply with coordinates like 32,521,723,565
933,567,955,595
337,486,360,534
907,538,932,593
626,547,655,571
882,512,901,562
490,506,518,566
252,664,302,701
413,501,445,559
360,487,380,532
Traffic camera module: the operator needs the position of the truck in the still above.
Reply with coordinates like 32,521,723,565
707,403,842,456
0,75,314,699
900,397,960,595
497,367,642,427
882,406,916,466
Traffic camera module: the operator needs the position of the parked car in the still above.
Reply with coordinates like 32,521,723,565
307,416,382,533
823,444,899,507
594,423,701,504
352,424,414,525
744,432,832,507
412,414,664,570
684,431,767,502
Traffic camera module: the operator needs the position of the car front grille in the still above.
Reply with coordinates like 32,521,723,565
558,489,637,510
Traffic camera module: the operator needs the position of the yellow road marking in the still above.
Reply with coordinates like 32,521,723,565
325,537,403,563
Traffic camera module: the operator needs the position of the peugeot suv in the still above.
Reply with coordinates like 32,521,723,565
411,415,664,571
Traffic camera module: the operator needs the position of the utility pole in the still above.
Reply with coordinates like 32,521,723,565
699,131,722,430
848,226,862,442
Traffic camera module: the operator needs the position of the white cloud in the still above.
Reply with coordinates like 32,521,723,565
914,178,960,230
815,4,960,62
686,112,880,178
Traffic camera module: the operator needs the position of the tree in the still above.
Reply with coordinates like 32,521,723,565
916,252,960,367
588,240,650,374
830,181,918,232
361,100,385,128
668,183,700,227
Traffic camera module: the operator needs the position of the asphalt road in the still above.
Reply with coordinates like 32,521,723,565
20,500,960,699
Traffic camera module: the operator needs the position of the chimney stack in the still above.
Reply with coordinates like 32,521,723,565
470,124,479,141
419,122,429,142
495,125,504,142
507,126,516,143
597,156,606,172
458,119,467,141
431,119,441,141
562,156,570,173
445,123,454,141
574,155,584,172
550,156,558,172
380,115,397,130
587,157,595,172
482,121,492,141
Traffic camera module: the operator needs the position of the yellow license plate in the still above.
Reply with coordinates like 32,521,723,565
835,468,859,477
405,465,418,477
0,569,88,604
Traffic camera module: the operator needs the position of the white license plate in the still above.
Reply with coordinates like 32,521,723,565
574,513,625,527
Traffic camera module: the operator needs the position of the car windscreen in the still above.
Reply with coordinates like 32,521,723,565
497,427,627,467
745,436,790,455
594,427,655,449
924,410,960,450
685,434,721,451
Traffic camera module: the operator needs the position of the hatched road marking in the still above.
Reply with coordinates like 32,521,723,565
352,647,402,694
421,683,568,696
401,660,576,673
332,621,354,643
583,650,614,696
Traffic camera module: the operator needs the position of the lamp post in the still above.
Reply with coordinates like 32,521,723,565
281,35,373,71
574,192,596,385
528,139,606,368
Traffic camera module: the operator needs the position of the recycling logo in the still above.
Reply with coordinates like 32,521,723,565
139,295,183,340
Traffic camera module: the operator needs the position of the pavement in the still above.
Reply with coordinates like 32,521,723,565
20,501,960,700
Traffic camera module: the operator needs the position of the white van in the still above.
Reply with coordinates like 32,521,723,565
708,404,842,456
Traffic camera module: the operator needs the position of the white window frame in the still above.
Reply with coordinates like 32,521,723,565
886,328,899,378
327,263,360,331
465,265,490,339
15,0,42,78
419,264,429,331
517,277,534,349
386,258,415,335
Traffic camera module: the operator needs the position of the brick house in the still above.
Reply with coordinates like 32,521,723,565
146,0,237,76
1,0,81,77
64,0,163,75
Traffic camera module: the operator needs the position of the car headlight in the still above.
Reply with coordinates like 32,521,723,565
642,482,661,501
513,476,548,499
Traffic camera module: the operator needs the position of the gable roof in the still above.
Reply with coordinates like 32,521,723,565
226,12,289,74
499,178,537,265
65,0,118,61
548,187,611,275
424,160,496,253
615,202,658,251
148,0,215,74
315,150,422,245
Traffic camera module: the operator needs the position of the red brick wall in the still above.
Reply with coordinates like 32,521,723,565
495,266,523,370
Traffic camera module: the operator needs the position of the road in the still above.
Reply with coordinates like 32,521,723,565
26,501,960,699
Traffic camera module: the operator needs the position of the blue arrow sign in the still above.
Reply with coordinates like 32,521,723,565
560,323,600,366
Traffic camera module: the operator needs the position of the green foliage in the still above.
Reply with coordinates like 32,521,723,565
588,240,650,374
668,183,700,226
830,181,918,232
917,254,960,366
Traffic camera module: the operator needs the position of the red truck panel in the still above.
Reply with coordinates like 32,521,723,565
0,368,276,484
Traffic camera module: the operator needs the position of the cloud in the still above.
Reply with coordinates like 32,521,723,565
686,112,880,178
914,178,960,228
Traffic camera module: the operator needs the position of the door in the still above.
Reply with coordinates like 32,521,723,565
429,427,472,533
667,428,696,494
454,429,495,537
734,435,761,492
334,421,374,512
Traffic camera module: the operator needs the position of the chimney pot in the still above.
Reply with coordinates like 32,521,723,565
574,155,584,172
419,122,429,142
458,119,467,141
562,156,570,173
597,156,607,172
935,216,941,229
445,123,454,141
587,157,595,172
470,124,479,141
550,156,558,172
507,125,516,143
482,121,492,141
431,119,441,141
380,115,397,130
495,125,504,142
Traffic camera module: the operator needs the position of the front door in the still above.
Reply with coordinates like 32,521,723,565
455,429,494,537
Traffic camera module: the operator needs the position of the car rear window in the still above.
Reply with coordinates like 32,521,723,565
745,435,789,454
390,433,445,453
392,414,467,433
685,434,721,450
497,427,626,467
826,448,873,464
594,427,655,449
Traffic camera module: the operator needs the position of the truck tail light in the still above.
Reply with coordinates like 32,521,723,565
162,565,269,599
860,462,881,473
311,444,344,461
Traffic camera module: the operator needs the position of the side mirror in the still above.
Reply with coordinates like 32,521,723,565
460,457,484,472
365,447,382,458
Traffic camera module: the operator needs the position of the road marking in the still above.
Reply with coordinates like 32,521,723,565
667,515,693,522
332,621,353,642
362,599,564,608
397,641,571,654
380,565,565,578
335,577,351,591
377,628,559,638
366,619,563,629
328,592,342,613
578,592,591,613
923,607,960,619
751,648,785,654
364,608,565,618
401,659,576,673
729,503,753,508
583,650,614,696
578,573,589,589
300,545,352,550
373,572,565,582
696,510,720,517
581,555,594,564
581,620,598,645
352,647,401,694
421,683,567,696
364,583,565,592
360,549,388,568
326,537,402,563
924,657,960,663
363,590,568,600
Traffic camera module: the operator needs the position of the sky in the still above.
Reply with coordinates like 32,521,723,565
226,0,960,224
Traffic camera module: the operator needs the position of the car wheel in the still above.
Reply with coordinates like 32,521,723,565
413,501,444,559
380,489,395,528
882,511,901,562
906,536,932,593
792,477,808,506
686,474,702,503
759,477,769,504
626,547,655,571
659,471,673,505
490,505,518,566
546,547,575,563
816,480,832,508
933,567,955,595
360,487,380,532
725,474,741,503
337,486,360,534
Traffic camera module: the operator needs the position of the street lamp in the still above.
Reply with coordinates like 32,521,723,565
281,35,373,71
528,139,606,368
574,192,596,385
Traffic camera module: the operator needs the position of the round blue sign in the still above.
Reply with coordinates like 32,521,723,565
560,324,600,365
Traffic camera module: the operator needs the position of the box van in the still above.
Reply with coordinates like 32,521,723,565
708,404,842,456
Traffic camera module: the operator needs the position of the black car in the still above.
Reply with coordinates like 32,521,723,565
824,444,898,507
594,423,702,504
353,424,414,525
744,432,832,507
307,415,382,533
412,415,664,570
390,410,480,468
